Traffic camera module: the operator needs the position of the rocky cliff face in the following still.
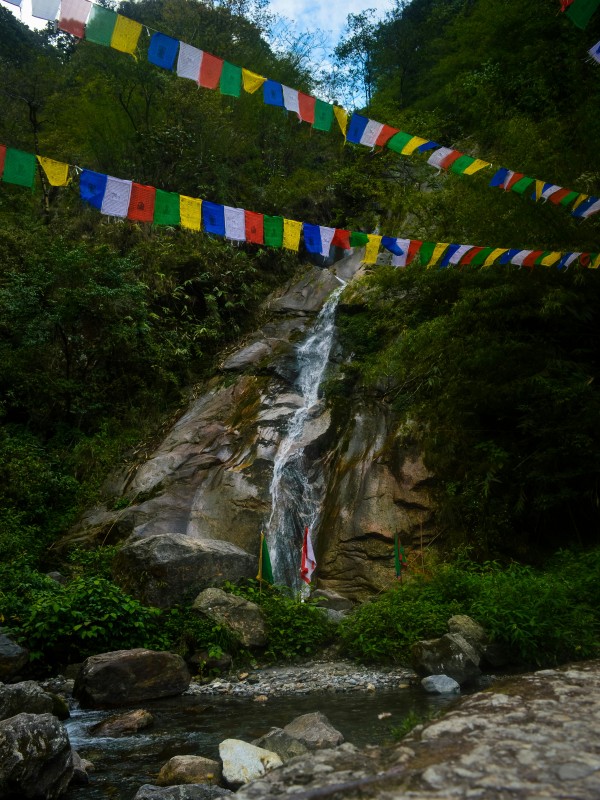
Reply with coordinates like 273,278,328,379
63,253,437,604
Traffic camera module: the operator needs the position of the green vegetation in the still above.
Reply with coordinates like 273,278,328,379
339,549,600,667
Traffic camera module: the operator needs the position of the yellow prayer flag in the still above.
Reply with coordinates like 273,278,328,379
463,159,491,176
590,254,600,270
483,248,508,267
401,136,428,155
534,180,545,202
111,15,142,55
242,69,266,94
429,243,450,267
180,195,202,232
333,106,348,138
363,234,382,264
541,252,562,267
36,156,70,187
283,219,302,251
572,194,589,212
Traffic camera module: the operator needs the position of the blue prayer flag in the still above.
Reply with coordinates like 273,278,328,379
80,170,107,209
572,196,599,218
500,249,520,264
263,80,284,107
202,201,225,235
148,32,179,70
346,114,369,145
381,236,404,256
440,244,461,267
417,141,439,152
489,168,509,188
303,223,322,254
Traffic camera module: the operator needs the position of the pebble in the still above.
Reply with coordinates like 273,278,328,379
185,660,414,698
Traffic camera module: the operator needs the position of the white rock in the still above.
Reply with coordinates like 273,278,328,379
218,738,282,786
421,674,460,694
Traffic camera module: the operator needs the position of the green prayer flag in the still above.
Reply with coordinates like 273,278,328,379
535,251,551,266
220,61,242,97
566,0,600,28
386,131,414,154
153,190,180,225
85,5,117,46
312,99,334,132
257,532,274,585
394,533,407,579
2,149,37,188
470,247,493,266
449,155,476,174
350,231,370,247
560,191,579,207
263,215,283,247
510,177,534,196
419,241,436,266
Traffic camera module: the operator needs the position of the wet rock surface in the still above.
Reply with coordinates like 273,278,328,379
185,660,414,698
192,589,267,648
0,632,29,681
235,659,600,799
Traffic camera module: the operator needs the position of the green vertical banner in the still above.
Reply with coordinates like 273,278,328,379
256,531,274,585
312,99,334,132
264,215,283,247
565,0,600,28
220,61,242,97
394,533,407,580
2,149,37,188
153,190,181,225
85,5,118,45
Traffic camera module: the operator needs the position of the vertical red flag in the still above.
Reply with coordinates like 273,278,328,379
300,526,316,585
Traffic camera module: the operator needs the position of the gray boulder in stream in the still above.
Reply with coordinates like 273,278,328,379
134,786,233,799
0,681,69,721
0,712,74,799
73,649,190,708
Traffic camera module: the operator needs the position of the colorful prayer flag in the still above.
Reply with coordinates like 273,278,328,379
245,210,264,243
300,526,316,585
127,183,155,222
333,106,348,138
263,80,284,107
100,176,132,217
331,229,351,250
242,69,265,94
110,15,142,55
283,219,302,251
0,146,6,179
447,244,474,265
382,236,404,257
177,42,202,82
263,215,283,247
58,0,91,38
350,231,370,247
31,0,60,20
303,223,322,255
394,533,408,580
153,189,180,225
483,248,508,267
180,195,201,231
427,147,463,170
85,5,117,46
346,114,386,148
79,169,107,209
220,62,242,97
199,52,223,89
589,40,600,63
313,99,334,132
37,156,69,187
202,201,225,235
224,206,246,241
148,32,179,70
282,86,300,115
363,234,382,264
2,149,37,188
565,0,600,28
298,93,316,125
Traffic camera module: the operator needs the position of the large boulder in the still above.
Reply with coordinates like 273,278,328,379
0,681,68,721
412,633,482,686
310,589,353,612
0,713,73,799
251,728,309,762
192,589,267,648
134,786,233,800
282,712,344,750
73,649,190,708
0,633,28,682
219,739,282,787
421,675,461,695
447,615,488,652
113,534,256,608
89,709,154,737
157,756,222,786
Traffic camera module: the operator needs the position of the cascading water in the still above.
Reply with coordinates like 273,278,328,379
265,283,345,590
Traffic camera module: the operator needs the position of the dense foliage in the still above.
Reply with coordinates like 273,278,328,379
339,548,600,667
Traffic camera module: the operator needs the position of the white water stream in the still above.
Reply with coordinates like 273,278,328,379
265,283,345,590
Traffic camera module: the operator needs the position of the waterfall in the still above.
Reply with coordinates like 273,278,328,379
265,283,345,591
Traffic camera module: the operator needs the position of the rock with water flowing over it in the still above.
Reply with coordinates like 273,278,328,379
134,786,234,800
412,633,481,686
112,533,256,608
157,755,222,786
251,728,309,762
0,681,69,721
192,589,267,648
421,675,461,694
0,632,29,681
0,712,74,799
89,708,154,737
73,649,190,708
282,711,344,750
219,739,283,787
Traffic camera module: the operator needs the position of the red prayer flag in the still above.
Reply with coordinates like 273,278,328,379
0,145,6,180
199,53,223,89
523,250,544,267
439,150,463,170
128,183,156,222
406,239,423,265
560,0,576,9
375,124,399,147
547,188,572,205
298,93,316,124
300,526,316,585
580,253,591,266
332,229,351,249
461,246,484,265
505,172,525,191
245,210,264,244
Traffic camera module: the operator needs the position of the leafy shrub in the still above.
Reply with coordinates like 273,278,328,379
225,581,335,662
157,606,242,664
